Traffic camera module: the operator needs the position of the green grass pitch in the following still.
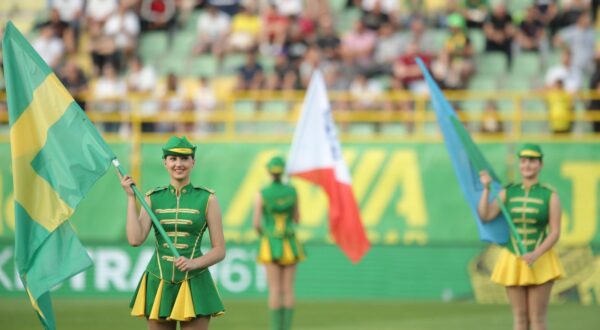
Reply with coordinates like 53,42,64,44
1,298,598,329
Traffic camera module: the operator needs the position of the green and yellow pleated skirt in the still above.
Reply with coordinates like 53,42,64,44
130,270,224,321
491,248,565,286
257,235,305,265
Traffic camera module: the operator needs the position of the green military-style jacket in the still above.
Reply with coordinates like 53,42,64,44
261,181,297,238
504,182,555,256
145,183,213,283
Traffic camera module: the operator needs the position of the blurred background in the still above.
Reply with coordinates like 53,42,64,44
0,0,599,329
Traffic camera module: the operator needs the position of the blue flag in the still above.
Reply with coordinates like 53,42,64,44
416,58,509,245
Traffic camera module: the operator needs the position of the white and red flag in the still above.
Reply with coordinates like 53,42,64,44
287,70,370,263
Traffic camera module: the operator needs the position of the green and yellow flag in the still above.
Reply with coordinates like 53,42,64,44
3,22,115,329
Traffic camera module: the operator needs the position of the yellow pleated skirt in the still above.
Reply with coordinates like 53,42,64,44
257,236,305,266
491,249,565,286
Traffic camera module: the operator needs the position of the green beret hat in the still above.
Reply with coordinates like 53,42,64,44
517,143,543,159
162,136,196,158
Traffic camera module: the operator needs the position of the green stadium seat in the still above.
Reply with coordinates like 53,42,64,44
468,30,485,53
461,100,485,113
234,101,256,114
330,0,347,13
348,123,375,135
467,75,498,91
139,32,169,63
171,31,197,57
223,53,247,74
189,55,219,78
512,53,541,77
185,10,204,31
258,56,275,74
380,123,409,135
159,55,186,76
477,53,507,76
431,29,449,51
262,101,289,114
502,75,532,91
336,8,361,33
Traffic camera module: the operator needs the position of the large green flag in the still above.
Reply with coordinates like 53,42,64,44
3,22,116,329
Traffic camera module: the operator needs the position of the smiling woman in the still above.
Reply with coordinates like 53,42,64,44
118,136,226,330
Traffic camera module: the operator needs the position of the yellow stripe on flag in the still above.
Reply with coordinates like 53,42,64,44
10,74,74,231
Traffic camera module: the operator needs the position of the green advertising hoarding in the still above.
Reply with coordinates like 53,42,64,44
0,142,599,302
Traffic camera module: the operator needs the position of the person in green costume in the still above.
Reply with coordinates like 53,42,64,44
119,136,225,330
478,144,564,330
253,156,305,330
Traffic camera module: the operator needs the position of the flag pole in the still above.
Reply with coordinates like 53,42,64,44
112,158,180,258
491,188,527,255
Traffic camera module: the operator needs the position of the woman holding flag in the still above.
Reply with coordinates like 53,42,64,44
253,156,305,330
119,136,225,330
478,144,564,330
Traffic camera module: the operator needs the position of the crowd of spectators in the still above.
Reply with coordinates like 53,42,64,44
0,0,599,135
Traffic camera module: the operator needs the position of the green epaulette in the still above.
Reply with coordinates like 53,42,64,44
194,186,215,194
146,186,168,196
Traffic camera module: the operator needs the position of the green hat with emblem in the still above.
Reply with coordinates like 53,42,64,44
517,143,543,159
162,136,196,158
267,156,285,174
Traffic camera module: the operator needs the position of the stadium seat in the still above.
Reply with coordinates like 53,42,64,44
258,56,275,74
223,53,247,74
380,123,409,135
189,55,219,78
467,75,498,91
171,31,196,57
185,10,204,31
234,100,256,114
159,55,186,76
469,30,485,53
512,53,541,77
139,32,169,63
262,101,290,114
502,75,532,91
348,123,375,135
477,53,507,76
431,29,449,50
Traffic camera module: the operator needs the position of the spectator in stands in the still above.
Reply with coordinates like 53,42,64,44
399,16,436,55
315,16,341,61
157,73,192,133
361,1,391,31
516,6,547,54
392,41,432,94
140,0,177,32
227,4,263,53
532,0,558,28
86,0,118,26
273,0,303,17
480,100,503,134
32,23,65,69
104,3,140,66
349,73,383,111
432,13,474,89
59,58,88,109
360,0,400,20
39,8,75,53
281,22,310,66
341,20,377,71
126,56,158,132
546,79,573,134
299,45,321,87
88,20,119,75
51,0,83,49
548,0,588,37
483,3,514,68
267,52,298,90
193,76,218,135
194,4,230,58
554,12,595,77
462,0,489,29
236,51,265,90
90,63,127,133
208,0,241,17
261,4,288,55
371,22,403,76
545,49,582,93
